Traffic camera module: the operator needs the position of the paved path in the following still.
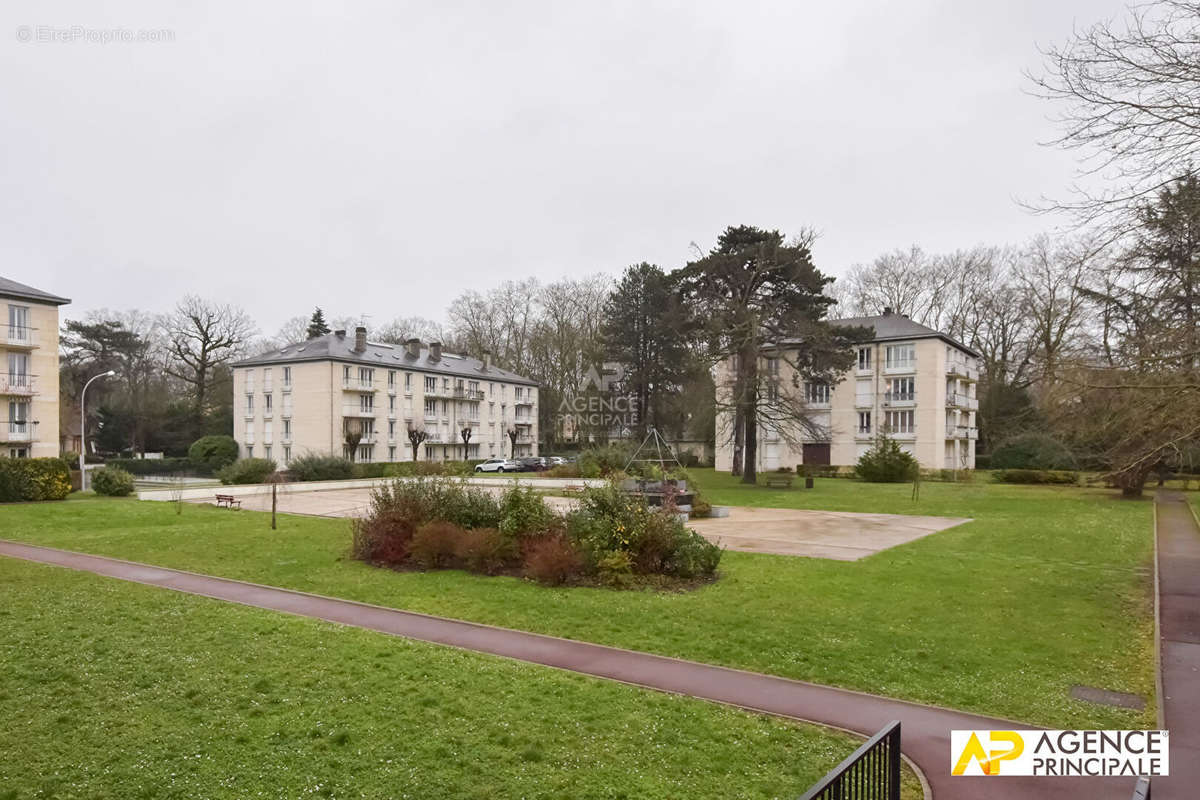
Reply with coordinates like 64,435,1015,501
1155,491,1200,799
0,539,1138,800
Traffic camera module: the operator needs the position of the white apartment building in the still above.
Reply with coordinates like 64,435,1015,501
231,327,538,465
714,310,980,472
1,277,69,459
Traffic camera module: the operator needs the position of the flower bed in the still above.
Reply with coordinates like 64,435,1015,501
350,477,723,588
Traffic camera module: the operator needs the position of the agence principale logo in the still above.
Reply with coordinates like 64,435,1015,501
951,730,1168,778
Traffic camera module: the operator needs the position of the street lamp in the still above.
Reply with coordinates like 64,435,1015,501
80,370,115,491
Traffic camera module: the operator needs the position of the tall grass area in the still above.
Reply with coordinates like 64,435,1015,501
0,472,1156,729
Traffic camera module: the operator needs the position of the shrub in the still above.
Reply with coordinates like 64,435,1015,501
989,433,1077,471
0,457,72,502
367,477,502,531
577,444,633,478
104,457,200,476
188,435,239,472
289,453,355,482
498,485,555,538
544,463,581,479
855,436,919,482
667,535,724,579
523,534,582,585
351,510,419,565
457,528,516,575
597,549,634,587
91,466,135,496
216,458,277,485
409,521,466,569
993,468,1079,485
691,497,713,518
353,462,391,479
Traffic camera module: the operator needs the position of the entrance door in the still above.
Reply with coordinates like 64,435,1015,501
802,443,831,466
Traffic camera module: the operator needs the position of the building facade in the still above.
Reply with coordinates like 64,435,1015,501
1,277,69,459
231,328,538,465
714,311,979,472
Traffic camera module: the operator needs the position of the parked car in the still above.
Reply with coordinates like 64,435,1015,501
545,456,568,466
475,458,523,473
517,457,550,472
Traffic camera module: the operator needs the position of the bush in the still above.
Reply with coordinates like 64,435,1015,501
387,460,475,478
544,463,581,479
216,458,277,485
353,462,391,479
188,435,239,472
855,436,919,483
498,485,555,538
577,444,633,478
91,466,135,496
367,477,502,531
989,433,1077,471
457,528,516,575
409,521,467,569
974,453,992,469
105,457,201,476
523,534,582,585
993,468,1079,485
351,510,418,565
289,453,355,482
0,457,72,502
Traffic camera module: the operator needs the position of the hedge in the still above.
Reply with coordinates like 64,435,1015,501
0,458,72,502
104,457,209,476
993,469,1079,485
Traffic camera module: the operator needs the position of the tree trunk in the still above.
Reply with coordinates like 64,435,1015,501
731,407,744,476
740,349,758,486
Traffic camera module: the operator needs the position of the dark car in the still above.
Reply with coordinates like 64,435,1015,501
517,457,549,472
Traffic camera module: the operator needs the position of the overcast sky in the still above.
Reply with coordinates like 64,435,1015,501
1,0,1127,334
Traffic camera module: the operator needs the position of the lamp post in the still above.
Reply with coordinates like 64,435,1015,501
80,370,115,491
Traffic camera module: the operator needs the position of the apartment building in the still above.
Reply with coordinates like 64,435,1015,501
714,310,979,472
1,277,70,459
231,327,538,465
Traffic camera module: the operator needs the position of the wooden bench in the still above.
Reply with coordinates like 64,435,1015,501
764,474,794,489
215,494,242,509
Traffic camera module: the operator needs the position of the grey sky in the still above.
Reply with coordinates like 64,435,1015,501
1,0,1126,334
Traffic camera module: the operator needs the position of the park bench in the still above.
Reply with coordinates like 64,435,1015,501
764,474,794,489
215,494,242,509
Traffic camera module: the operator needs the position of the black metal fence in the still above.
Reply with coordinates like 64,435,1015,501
1132,777,1151,799
799,721,902,800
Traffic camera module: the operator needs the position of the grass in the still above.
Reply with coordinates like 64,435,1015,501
0,556,894,800
1,469,1157,729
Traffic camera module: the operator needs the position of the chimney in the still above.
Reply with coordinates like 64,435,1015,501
354,326,367,353
481,350,492,372
882,307,893,316
334,329,346,338
429,341,442,362
404,338,421,358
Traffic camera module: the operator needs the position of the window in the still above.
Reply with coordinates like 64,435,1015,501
245,395,254,415
388,395,396,412
264,445,272,460
766,357,780,376
424,398,437,417
388,446,396,461
858,411,871,434
343,365,351,382
424,376,436,393
388,420,396,438
489,382,494,397
282,366,291,387
283,446,291,464
441,399,448,416
263,368,272,392
7,304,30,342
358,444,372,462
245,370,255,392
887,377,914,401
857,347,872,370
804,382,830,404
443,378,450,392
360,394,374,413
405,372,412,391
264,394,273,413
388,370,396,387
264,421,273,442
246,445,254,457
885,410,915,433
358,367,373,385
283,419,291,439
885,343,916,369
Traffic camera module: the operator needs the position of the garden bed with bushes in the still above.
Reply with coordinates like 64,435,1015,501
351,477,722,589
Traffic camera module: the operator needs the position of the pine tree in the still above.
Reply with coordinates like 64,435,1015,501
306,307,331,339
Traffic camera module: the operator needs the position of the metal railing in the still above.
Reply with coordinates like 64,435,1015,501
5,325,36,347
883,391,915,405
945,392,978,410
0,373,36,395
1132,777,1151,799
454,387,485,401
342,379,376,391
946,361,978,381
4,421,33,442
799,721,901,800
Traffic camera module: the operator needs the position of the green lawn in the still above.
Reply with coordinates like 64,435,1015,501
0,469,1156,728
0,557,879,800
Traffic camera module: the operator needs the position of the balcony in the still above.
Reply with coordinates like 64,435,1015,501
945,361,978,381
514,398,534,407
515,433,534,443
425,432,444,442
1,422,33,442
513,418,533,427
948,426,979,440
465,418,481,426
945,392,979,411
854,395,873,409
4,326,37,349
0,374,36,396
854,426,874,440
280,407,293,419
424,385,454,398
883,391,916,407
342,405,377,417
356,433,378,444
454,388,485,401
342,379,376,392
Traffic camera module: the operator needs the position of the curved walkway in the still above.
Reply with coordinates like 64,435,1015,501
0,539,1138,800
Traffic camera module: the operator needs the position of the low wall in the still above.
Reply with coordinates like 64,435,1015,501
137,475,606,502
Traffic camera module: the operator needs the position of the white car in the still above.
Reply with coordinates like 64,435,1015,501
475,458,522,473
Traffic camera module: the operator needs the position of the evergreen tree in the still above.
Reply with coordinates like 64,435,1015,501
306,307,331,339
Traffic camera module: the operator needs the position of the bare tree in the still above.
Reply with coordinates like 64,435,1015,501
460,425,472,459
447,278,540,374
163,296,256,418
1015,235,1096,383
375,316,448,346
1028,1,1200,231
406,424,428,462
343,418,364,462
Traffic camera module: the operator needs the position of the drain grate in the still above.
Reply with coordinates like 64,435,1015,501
1070,685,1147,710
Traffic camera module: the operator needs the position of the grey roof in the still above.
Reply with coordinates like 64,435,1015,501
825,313,981,357
0,276,70,305
234,332,538,385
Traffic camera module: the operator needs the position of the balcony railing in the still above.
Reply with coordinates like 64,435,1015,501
425,432,444,442
946,361,978,381
355,433,378,444
514,398,534,406
949,425,978,440
454,388,485,401
0,374,36,395
343,379,376,392
945,392,978,410
4,326,37,348
883,391,916,406
343,406,377,417
854,426,873,439
3,422,33,442
280,408,293,419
